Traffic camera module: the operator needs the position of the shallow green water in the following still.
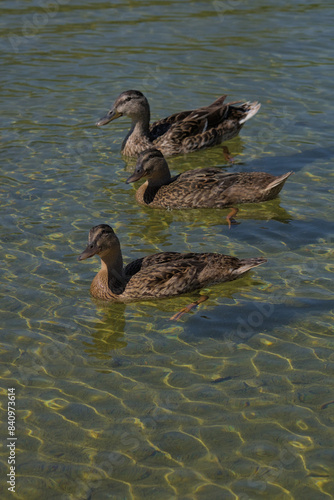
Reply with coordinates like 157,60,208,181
1,0,334,498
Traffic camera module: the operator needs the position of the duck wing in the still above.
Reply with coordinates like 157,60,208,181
125,252,182,276
124,253,209,298
153,170,245,208
153,99,260,154
150,110,194,140
123,252,262,299
149,95,228,141
125,261,203,298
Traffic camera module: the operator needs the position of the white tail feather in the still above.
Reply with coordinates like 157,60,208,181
234,257,267,276
264,171,293,191
239,102,261,124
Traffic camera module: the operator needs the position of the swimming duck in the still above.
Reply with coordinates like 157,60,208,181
78,224,266,319
126,149,293,227
96,90,261,157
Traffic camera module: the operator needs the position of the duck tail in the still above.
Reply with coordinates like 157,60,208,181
209,94,228,107
239,101,261,124
264,171,293,197
235,257,267,276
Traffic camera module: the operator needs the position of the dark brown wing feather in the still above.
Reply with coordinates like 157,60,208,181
150,111,194,140
125,261,202,298
125,252,182,276
148,96,256,154
149,169,231,208
149,95,229,140
123,252,249,299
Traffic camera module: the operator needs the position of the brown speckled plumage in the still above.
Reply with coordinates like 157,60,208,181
126,149,293,209
78,224,267,301
96,90,261,157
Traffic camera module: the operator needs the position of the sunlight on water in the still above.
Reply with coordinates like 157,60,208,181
1,0,333,498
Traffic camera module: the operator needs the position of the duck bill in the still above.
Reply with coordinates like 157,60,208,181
96,109,122,126
78,244,98,261
126,170,146,184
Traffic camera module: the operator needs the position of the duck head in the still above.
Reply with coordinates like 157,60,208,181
126,148,171,185
96,90,150,126
78,224,121,261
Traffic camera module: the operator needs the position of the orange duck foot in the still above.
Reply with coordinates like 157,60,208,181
170,295,209,321
226,207,240,229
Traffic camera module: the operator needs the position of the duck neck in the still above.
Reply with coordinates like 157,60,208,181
129,111,151,139
122,113,152,155
99,249,126,293
147,159,172,187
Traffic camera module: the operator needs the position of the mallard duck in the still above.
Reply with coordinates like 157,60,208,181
96,90,261,157
78,224,267,319
126,149,293,227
